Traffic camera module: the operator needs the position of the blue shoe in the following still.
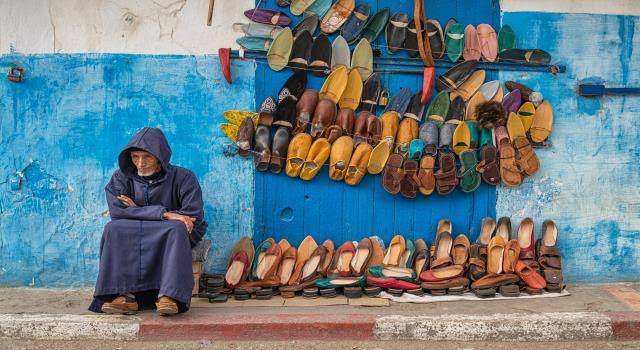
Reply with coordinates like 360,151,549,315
384,88,412,115
340,3,371,44
408,139,425,160
304,0,332,18
236,36,272,52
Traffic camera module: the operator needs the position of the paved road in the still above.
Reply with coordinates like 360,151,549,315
1,339,639,350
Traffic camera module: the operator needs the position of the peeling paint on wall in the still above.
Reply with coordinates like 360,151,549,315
497,12,640,282
0,54,255,286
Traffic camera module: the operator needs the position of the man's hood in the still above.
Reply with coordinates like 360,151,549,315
118,127,172,176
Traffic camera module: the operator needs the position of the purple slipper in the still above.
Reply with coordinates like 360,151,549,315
502,89,522,114
244,9,292,26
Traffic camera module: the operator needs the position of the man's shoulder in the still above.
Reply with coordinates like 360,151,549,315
171,166,198,180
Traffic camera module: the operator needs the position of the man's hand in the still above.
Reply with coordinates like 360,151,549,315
118,195,136,207
163,212,196,233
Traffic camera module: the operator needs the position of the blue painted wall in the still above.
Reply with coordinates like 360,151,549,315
254,0,500,247
0,54,255,286
497,12,640,282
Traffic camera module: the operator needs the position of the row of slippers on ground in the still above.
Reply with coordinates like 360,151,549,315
238,2,551,69
214,217,563,301
223,62,552,195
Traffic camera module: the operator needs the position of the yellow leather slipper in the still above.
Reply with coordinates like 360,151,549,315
450,70,485,101
345,142,372,186
452,121,471,155
380,110,400,143
367,141,391,175
286,133,313,177
517,101,536,132
329,135,355,181
465,91,486,121
507,112,526,141
395,118,419,155
338,69,363,110
530,100,553,143
319,65,348,104
300,138,331,180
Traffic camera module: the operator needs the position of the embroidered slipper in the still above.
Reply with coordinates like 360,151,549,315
426,19,445,59
445,22,464,62
530,100,553,144
351,38,374,80
452,121,471,155
345,142,372,186
477,23,498,62
382,153,404,195
340,3,371,44
300,138,331,180
451,69,485,102
236,36,272,52
385,12,409,55
426,90,450,125
338,69,363,110
463,24,481,61
244,9,292,26
320,0,355,34
319,66,348,103
498,25,516,52
288,30,313,72
309,34,332,77
329,135,354,181
234,22,283,39
292,15,319,38
360,72,381,112
361,7,390,44
267,28,293,71
331,35,351,71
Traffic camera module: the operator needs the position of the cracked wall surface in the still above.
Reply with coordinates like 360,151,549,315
0,0,252,54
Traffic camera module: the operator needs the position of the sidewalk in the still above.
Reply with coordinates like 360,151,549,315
0,284,638,341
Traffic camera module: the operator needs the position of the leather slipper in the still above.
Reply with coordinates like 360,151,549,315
288,235,318,285
471,272,519,290
465,91,486,121
269,127,291,174
439,123,455,150
360,73,381,112
515,260,546,290
244,9,292,26
353,111,370,146
408,139,425,160
498,284,520,297
536,220,563,292
452,121,470,155
413,239,430,276
446,96,466,125
506,81,537,103
320,0,355,34
309,34,332,77
467,244,486,282
418,154,436,195
495,126,522,187
235,117,254,157
366,236,386,270
340,3,371,44
468,120,480,148
451,69,485,102
361,7,390,44
452,234,470,267
487,235,506,275
300,246,327,283
405,17,420,58
400,159,419,199
236,37,272,52
290,0,317,16
250,238,276,281
385,12,409,54
277,246,297,285
278,71,307,104
445,22,464,62
434,152,458,195
310,98,336,138
436,60,478,92
294,90,318,134
225,238,255,289
350,237,372,276
496,217,512,241
404,92,426,122
426,90,450,125
253,124,271,172
289,30,313,72
367,139,391,175
395,118,419,155
366,113,382,145
479,80,502,102
383,235,406,267
458,149,481,193
328,241,356,277
530,100,553,144
499,48,551,64
319,66,348,104
517,101,535,132
502,239,520,274
319,240,335,276
503,88,522,115
367,276,420,291
498,25,516,52
508,113,540,176
305,0,332,17
426,19,445,59
267,28,293,71
339,69,363,110
463,24,481,61
477,23,498,62
517,218,539,270
421,67,436,104
345,143,372,186
331,35,351,71
292,15,319,38
385,88,413,116
351,38,374,81
382,153,404,195
477,142,501,186
329,135,354,181
300,138,331,180
233,22,283,39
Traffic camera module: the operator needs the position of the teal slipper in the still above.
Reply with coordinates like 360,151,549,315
445,23,465,62
467,120,480,149
498,25,516,52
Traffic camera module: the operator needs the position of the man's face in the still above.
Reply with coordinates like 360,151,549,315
130,150,160,176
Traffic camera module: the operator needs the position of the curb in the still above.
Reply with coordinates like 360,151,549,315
0,312,638,341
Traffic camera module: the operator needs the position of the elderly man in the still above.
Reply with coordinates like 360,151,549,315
89,127,207,315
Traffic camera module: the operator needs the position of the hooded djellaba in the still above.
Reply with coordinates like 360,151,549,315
89,127,208,315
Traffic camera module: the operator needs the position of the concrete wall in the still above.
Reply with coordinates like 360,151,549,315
0,0,638,286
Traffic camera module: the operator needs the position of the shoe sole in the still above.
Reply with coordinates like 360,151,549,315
101,306,138,315
157,308,178,316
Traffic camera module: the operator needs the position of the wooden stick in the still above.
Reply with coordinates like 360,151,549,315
207,0,215,26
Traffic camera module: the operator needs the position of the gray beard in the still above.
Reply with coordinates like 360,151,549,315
137,169,158,177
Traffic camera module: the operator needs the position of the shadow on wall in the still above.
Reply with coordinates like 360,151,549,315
0,54,255,287
497,12,640,282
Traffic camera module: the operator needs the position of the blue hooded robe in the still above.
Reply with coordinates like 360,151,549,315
89,127,207,313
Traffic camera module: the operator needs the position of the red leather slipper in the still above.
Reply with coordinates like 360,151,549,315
219,48,232,84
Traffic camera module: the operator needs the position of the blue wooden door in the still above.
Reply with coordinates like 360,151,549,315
254,0,500,247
